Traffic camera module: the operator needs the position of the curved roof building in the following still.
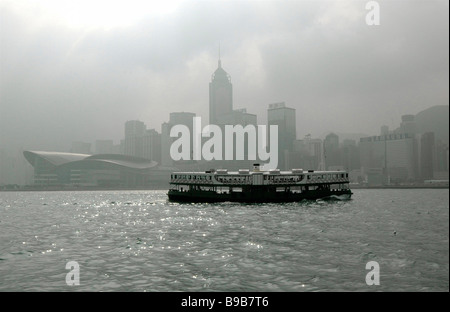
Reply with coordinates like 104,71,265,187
24,151,91,168
23,151,169,188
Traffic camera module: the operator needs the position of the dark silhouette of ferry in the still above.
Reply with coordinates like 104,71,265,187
168,164,352,203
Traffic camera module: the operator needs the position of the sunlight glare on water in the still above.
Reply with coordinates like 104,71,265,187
0,189,448,291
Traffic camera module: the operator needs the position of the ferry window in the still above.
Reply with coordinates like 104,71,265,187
346,173,348,178
307,175,310,180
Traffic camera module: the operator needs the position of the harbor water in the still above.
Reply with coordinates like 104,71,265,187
0,188,448,292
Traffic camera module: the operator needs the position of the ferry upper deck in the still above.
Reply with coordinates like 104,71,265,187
169,167,350,187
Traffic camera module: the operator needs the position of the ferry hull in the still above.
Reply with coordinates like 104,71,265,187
167,189,352,203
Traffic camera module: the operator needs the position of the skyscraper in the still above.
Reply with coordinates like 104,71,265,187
323,133,341,170
420,132,435,180
209,57,233,125
160,112,196,167
143,129,161,163
267,102,296,170
400,114,416,136
124,120,146,158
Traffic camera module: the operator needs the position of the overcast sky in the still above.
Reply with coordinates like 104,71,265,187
0,0,448,152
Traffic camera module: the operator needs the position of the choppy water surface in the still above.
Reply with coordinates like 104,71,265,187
0,189,448,291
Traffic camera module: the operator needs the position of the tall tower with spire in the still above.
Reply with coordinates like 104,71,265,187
209,51,233,125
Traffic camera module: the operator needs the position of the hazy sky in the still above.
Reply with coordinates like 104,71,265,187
0,0,448,152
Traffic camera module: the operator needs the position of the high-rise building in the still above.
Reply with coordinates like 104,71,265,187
342,139,360,172
206,56,258,168
160,112,196,167
290,136,324,171
124,120,161,162
323,133,341,170
209,57,233,125
161,122,173,167
400,114,416,136
143,129,161,163
419,132,435,180
124,120,146,158
435,140,449,175
125,120,146,138
267,102,296,170
360,133,417,184
216,108,257,126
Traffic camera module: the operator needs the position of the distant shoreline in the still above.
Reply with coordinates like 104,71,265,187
350,185,449,190
0,185,448,192
0,186,170,192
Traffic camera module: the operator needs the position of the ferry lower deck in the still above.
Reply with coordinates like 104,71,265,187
168,186,352,203
168,166,352,203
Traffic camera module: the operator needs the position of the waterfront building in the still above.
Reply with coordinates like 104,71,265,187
360,133,417,184
23,151,172,188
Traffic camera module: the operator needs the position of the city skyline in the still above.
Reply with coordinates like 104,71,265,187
1,44,449,185
1,0,448,153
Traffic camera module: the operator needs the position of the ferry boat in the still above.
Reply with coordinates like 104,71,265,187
168,164,352,203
